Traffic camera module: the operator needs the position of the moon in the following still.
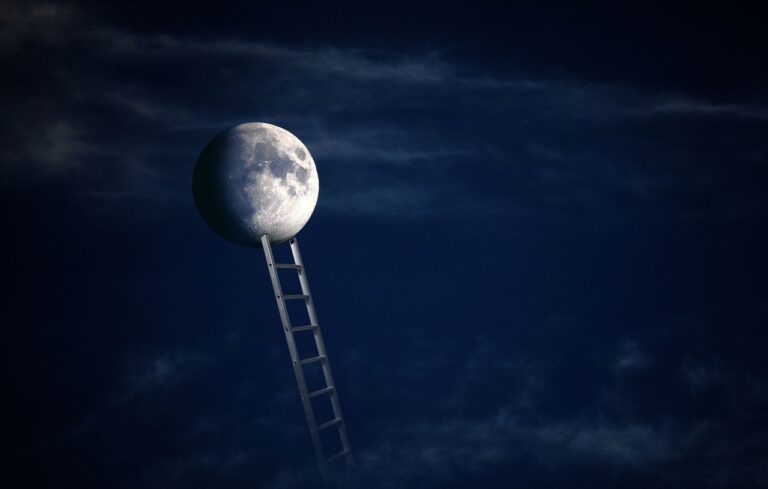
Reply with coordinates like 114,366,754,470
192,123,319,247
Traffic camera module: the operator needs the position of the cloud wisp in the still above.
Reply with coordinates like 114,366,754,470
3,2,766,222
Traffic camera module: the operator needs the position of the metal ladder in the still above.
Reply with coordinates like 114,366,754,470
261,234,352,480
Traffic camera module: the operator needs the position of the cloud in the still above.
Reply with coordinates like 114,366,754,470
318,183,436,218
0,1,76,48
3,4,766,223
630,99,768,120
614,340,649,374
534,419,673,466
265,411,692,489
66,349,215,448
682,362,727,392
82,28,454,86
103,91,192,123
140,450,253,487
16,120,99,174
294,334,679,488
309,134,470,166
122,351,213,402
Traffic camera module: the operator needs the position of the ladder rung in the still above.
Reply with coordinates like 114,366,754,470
317,417,343,431
291,324,318,333
283,294,310,301
275,263,301,270
308,386,334,398
326,449,350,464
300,355,326,366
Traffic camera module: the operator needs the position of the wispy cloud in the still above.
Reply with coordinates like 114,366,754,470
140,450,253,487
68,349,214,442
73,27,454,86
631,99,768,120
319,183,437,218
121,351,214,402
0,1,76,48
614,340,649,374
3,3,766,222
9,120,100,174
309,135,470,166
265,411,695,489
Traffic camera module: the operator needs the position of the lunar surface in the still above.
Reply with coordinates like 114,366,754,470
193,123,319,246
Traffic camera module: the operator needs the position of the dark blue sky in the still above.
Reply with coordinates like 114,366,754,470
2,2,768,488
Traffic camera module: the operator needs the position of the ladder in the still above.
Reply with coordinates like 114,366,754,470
261,234,353,480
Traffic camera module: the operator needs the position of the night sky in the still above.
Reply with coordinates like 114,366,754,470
2,2,768,488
